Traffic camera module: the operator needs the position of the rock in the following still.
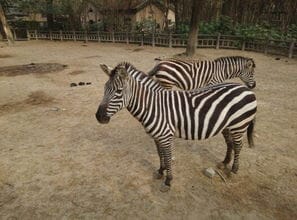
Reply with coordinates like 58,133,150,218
204,167,216,178
50,107,60,111
78,82,85,86
86,82,92,85
275,57,280,60
70,83,77,87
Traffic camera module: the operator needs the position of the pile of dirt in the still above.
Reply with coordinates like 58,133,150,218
0,63,67,77
0,54,13,58
68,70,85,75
0,91,54,114
25,91,54,105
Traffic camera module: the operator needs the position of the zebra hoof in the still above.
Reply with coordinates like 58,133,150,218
159,183,170,192
153,171,163,179
225,170,233,179
231,168,238,174
231,165,239,174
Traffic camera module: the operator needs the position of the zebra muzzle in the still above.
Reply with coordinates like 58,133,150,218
247,81,256,89
96,104,110,124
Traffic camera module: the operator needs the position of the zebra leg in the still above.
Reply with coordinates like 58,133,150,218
217,129,234,169
153,140,165,179
231,134,244,174
159,138,173,192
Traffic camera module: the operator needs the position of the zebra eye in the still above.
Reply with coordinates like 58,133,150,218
114,88,123,95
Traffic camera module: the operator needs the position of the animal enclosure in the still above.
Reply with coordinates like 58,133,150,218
0,41,296,219
24,30,297,58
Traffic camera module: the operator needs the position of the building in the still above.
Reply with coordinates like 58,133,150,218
80,0,175,31
5,2,46,24
133,0,175,30
80,2,103,27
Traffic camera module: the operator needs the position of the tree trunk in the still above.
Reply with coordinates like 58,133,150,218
215,0,222,21
163,0,170,31
172,0,180,32
46,0,54,30
0,4,14,45
185,0,201,56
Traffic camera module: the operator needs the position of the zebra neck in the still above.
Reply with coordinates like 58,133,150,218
218,62,239,79
126,79,161,123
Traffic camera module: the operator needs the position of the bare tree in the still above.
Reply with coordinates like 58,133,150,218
46,0,54,30
185,0,201,56
0,3,14,45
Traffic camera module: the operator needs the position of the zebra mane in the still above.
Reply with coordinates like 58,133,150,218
115,62,146,80
155,57,202,63
115,62,164,89
214,56,256,67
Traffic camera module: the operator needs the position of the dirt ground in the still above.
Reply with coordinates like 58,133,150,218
0,41,296,219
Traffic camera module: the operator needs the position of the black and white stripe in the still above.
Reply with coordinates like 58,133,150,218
96,62,257,192
148,56,256,90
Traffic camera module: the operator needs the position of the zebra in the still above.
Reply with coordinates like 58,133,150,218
148,56,256,90
96,62,257,192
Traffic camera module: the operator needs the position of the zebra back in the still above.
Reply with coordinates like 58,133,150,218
148,56,256,90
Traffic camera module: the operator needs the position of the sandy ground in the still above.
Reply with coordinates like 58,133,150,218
0,41,297,219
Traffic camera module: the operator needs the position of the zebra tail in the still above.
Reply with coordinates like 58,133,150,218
247,119,256,148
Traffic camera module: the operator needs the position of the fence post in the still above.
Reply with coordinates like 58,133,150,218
35,30,38,40
169,31,172,48
97,31,100,42
288,39,295,58
152,32,155,47
73,30,76,41
26,29,30,40
264,38,270,55
126,32,129,44
12,29,17,41
112,31,115,43
84,30,88,43
59,30,63,41
216,33,221,49
49,30,52,40
141,31,144,46
241,39,246,51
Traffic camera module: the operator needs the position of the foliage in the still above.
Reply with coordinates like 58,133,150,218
0,0,11,11
134,19,157,32
197,16,296,41
286,24,297,40
175,22,189,34
9,20,40,29
88,21,105,31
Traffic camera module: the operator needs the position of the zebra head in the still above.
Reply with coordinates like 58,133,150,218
96,63,130,124
240,58,256,89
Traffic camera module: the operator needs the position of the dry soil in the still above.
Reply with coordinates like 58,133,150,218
0,41,297,219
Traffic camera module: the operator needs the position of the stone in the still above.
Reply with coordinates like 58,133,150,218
204,167,216,178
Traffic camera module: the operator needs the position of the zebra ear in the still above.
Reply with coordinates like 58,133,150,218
246,59,255,69
100,64,113,76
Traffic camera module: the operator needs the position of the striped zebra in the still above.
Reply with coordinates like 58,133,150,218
148,56,256,90
96,62,257,192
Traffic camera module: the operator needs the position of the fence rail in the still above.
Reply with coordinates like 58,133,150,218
16,30,295,58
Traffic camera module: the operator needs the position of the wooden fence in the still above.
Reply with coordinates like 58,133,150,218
22,30,297,58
